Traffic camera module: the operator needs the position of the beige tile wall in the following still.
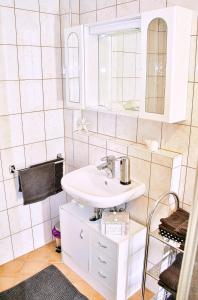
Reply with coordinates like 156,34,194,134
0,0,67,265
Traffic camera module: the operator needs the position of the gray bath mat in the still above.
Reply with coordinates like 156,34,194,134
0,265,88,300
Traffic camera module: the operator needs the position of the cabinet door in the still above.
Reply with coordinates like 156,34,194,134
60,208,89,271
64,25,84,109
140,6,192,123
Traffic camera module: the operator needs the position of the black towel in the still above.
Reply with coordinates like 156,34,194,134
158,253,183,293
19,158,63,205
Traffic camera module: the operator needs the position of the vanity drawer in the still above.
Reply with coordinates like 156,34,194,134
91,232,117,260
90,249,116,290
90,246,116,273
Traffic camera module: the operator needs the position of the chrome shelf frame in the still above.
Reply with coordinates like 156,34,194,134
141,191,180,300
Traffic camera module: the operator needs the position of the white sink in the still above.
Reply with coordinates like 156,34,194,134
61,165,145,208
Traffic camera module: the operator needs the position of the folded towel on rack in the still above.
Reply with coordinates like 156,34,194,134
158,253,183,293
19,158,63,205
160,208,189,231
175,219,188,237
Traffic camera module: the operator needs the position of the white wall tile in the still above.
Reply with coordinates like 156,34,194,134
12,228,34,258
183,167,196,205
117,1,139,18
0,237,13,265
0,182,6,211
64,109,73,138
0,115,23,149
60,0,70,14
22,112,45,144
80,0,96,13
89,145,106,165
80,11,96,24
137,119,162,145
73,140,88,168
0,46,18,80
20,80,43,113
0,81,21,116
30,199,50,226
82,110,98,133
71,0,80,13
32,220,52,249
188,36,196,82
89,134,107,148
140,0,166,11
39,0,60,14
40,13,60,47
18,46,42,79
1,146,25,180
45,110,64,140
116,115,137,142
25,141,46,166
97,6,116,21
16,10,40,46
65,138,74,166
188,126,198,169
192,83,198,127
129,156,151,196
42,47,62,79
72,14,80,26
0,7,16,44
98,112,116,136
97,0,116,9
107,139,129,155
8,205,31,234
50,192,66,218
161,123,190,165
4,178,23,209
127,196,148,225
149,164,172,200
167,0,198,10
0,210,10,239
43,79,63,110
0,157,3,182
46,138,65,160
15,0,39,10
0,0,14,7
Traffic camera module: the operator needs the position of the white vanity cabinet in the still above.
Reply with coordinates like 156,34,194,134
60,202,146,300
140,6,192,123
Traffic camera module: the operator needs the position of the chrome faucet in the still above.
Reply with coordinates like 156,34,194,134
97,155,116,178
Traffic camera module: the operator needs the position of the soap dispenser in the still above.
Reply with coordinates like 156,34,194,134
119,156,131,185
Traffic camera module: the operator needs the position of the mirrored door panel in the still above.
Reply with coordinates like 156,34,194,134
145,18,167,114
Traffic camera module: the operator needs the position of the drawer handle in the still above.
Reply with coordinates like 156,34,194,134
80,230,84,239
98,241,107,249
98,271,107,279
98,256,107,264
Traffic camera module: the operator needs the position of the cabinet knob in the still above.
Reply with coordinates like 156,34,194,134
98,271,107,279
98,241,107,249
98,256,107,264
80,230,84,239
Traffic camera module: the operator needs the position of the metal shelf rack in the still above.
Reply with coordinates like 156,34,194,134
141,192,183,300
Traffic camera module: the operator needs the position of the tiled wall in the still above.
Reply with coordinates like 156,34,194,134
0,0,67,265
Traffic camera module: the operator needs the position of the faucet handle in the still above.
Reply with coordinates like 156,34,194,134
101,155,116,162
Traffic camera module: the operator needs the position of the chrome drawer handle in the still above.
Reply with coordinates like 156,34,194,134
98,271,107,279
98,256,107,264
80,230,84,239
98,241,107,249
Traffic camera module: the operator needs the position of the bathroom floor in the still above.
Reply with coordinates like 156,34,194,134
0,242,153,300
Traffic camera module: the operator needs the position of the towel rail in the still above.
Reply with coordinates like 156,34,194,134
9,154,64,174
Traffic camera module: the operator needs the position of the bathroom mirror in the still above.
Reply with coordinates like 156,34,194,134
145,18,167,114
67,32,80,104
98,29,142,113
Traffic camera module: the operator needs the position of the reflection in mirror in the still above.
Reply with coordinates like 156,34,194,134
145,18,167,114
98,29,141,112
67,32,80,103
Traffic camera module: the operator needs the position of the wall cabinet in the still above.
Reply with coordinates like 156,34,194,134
60,202,146,300
63,7,192,123
140,6,192,123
